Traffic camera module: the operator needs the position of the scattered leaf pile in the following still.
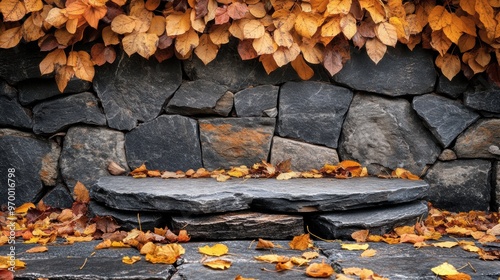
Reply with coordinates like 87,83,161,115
3,0,500,91
125,159,420,181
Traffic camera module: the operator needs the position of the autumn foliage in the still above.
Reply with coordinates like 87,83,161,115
2,0,500,91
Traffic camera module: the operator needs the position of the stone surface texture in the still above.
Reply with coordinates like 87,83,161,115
412,94,479,147
199,117,275,169
60,126,128,191
495,161,500,210
333,45,436,96
454,118,500,159
425,159,492,211
339,93,441,175
278,81,353,148
41,184,74,209
166,80,232,116
93,52,182,131
438,149,457,161
125,115,202,171
270,136,339,170
306,201,428,239
18,78,91,105
0,129,60,205
234,85,279,117
464,86,500,113
171,212,303,240
33,92,106,134
91,177,429,214
0,93,32,129
0,43,46,84
436,73,469,99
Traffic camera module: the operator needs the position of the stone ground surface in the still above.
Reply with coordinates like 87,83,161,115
1,238,499,279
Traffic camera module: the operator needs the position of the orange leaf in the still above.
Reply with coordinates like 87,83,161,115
111,14,136,34
436,53,461,81
194,34,219,65
259,54,279,74
272,9,296,32
305,261,334,278
273,43,300,67
359,0,387,23
73,51,95,82
300,42,323,64
254,254,290,263
442,14,464,44
430,30,452,56
361,248,377,257
39,49,67,75
321,16,342,38
24,0,42,12
255,238,277,249
242,19,265,39
55,65,75,92
209,23,230,45
202,259,232,269
376,22,397,47
26,246,48,253
175,28,199,57
73,181,90,203
460,0,475,15
0,26,22,48
84,5,107,29
289,233,311,250
365,37,386,64
252,31,276,55
45,7,68,28
475,0,496,37
0,0,27,21
295,11,323,39
351,229,369,242
178,230,191,242
123,32,159,59
428,5,451,31
166,11,191,36
66,0,88,19
291,54,314,80
340,13,357,39
276,260,293,271
326,0,351,16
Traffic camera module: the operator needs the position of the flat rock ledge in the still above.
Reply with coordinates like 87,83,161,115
91,177,429,214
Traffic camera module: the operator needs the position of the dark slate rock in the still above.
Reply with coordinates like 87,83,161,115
125,115,202,171
0,240,174,280
0,43,46,84
91,176,429,214
0,129,60,205
199,117,275,169
436,72,469,99
306,201,428,239
412,94,479,147
454,118,500,159
425,159,492,212
33,92,107,134
339,93,441,175
278,81,353,148
320,238,500,279
464,86,500,113
18,78,91,105
437,149,457,161
182,39,330,92
0,80,17,98
333,45,437,96
234,85,279,117
41,184,74,209
60,126,128,192
0,95,32,130
93,52,182,131
495,162,500,210
171,212,303,240
165,80,232,116
270,136,339,170
89,201,167,231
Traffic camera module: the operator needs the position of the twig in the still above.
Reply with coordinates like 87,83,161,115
79,258,88,270
248,239,255,249
306,226,338,242
467,262,476,273
137,213,141,232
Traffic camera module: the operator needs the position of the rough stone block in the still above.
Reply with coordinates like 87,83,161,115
278,81,353,148
438,149,457,161
93,51,182,131
0,43,46,84
425,159,492,211
436,73,469,99
18,78,91,105
454,119,500,159
41,184,74,209
495,161,499,210
0,94,32,130
60,126,129,191
33,92,107,134
165,80,232,116
199,118,275,169
125,115,202,171
234,85,279,117
333,45,437,96
339,93,441,175
306,201,428,239
412,94,479,147
0,129,60,205
171,212,303,240
270,136,339,171
464,86,500,113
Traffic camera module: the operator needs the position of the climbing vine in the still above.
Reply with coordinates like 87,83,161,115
1,0,500,91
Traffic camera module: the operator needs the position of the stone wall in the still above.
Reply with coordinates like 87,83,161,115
1,42,499,212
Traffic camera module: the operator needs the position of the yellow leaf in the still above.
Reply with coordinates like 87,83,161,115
122,255,141,264
302,251,320,259
195,34,219,65
65,236,93,244
389,16,408,40
252,31,276,55
203,259,232,269
145,253,177,264
461,244,480,252
376,22,397,47
476,0,496,37
39,49,67,75
341,243,369,250
321,16,342,38
272,9,296,32
305,261,334,278
227,166,249,177
295,11,323,39
428,5,451,31
26,246,48,253
273,29,294,48
430,30,452,57
432,241,458,248
442,14,463,44
0,256,25,269
326,0,351,16
242,19,265,39
166,11,192,36
436,54,461,81
359,0,387,23
0,0,26,21
215,174,230,182
365,37,386,64
289,233,311,250
300,42,323,64
343,267,363,275
340,13,357,40
198,244,229,256
273,43,300,67
275,260,294,271
360,248,376,257
235,275,257,280
431,262,459,276
209,23,230,45
111,14,136,34
15,202,36,214
291,256,310,266
254,254,290,263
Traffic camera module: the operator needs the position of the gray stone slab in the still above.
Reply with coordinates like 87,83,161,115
270,136,339,171
306,201,428,239
454,119,500,159
333,45,437,96
33,92,107,134
234,85,279,117
425,159,492,212
436,73,469,99
18,78,92,105
464,87,500,113
277,81,353,148
0,94,32,130
41,184,74,209
171,212,304,240
91,176,429,214
495,161,500,210
0,43,46,84
319,238,500,279
412,94,479,147
125,115,202,171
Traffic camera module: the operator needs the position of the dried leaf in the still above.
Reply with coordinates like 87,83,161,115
255,238,276,249
431,262,459,276
432,241,458,248
302,251,320,259
435,53,461,81
73,181,90,203
254,254,290,263
122,255,141,264
291,54,314,80
175,28,198,57
365,37,386,64
276,260,294,271
203,259,232,269
351,230,369,242
360,249,377,257
166,11,192,36
289,233,311,250
26,246,48,253
0,0,26,21
342,243,370,250
198,243,229,256
376,22,398,47
305,261,334,278
39,49,66,75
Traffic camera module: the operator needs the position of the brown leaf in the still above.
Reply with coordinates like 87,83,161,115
276,260,294,271
73,181,90,203
289,233,311,250
291,54,314,80
430,30,452,57
0,0,26,21
227,2,248,20
365,37,386,64
91,43,116,66
305,261,334,278
0,26,22,49
39,49,67,75
436,53,461,81
255,238,277,249
351,229,369,242
26,246,48,253
55,65,75,92
323,44,343,76
94,216,120,233
259,54,279,74
237,39,258,60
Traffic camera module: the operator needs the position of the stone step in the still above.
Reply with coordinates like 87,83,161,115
91,176,429,215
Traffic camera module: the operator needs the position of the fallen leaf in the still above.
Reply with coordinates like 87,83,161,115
486,223,500,236
341,243,369,251
15,202,36,214
203,259,232,269
351,229,369,242
305,261,334,278
255,238,277,249
432,241,458,248
291,256,310,266
26,246,48,253
122,256,141,264
234,275,256,280
277,171,299,180
302,251,320,259
198,243,229,256
178,230,191,242
289,233,311,250
254,254,290,263
360,249,376,257
431,262,459,276
276,260,294,271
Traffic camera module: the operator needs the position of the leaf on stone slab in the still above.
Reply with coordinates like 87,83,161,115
234,275,257,280
431,262,459,276
302,251,320,260
107,161,127,175
341,243,369,250
122,255,141,264
203,259,232,269
432,241,458,248
26,246,48,253
73,181,90,203
360,249,376,257
65,236,93,244
198,243,229,256
276,171,300,180
399,233,425,244
351,229,369,242
289,233,312,250
275,260,294,271
305,261,334,278
15,202,36,214
178,230,191,242
95,239,112,250
486,223,500,236
255,238,277,249
254,254,290,263
291,256,310,266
